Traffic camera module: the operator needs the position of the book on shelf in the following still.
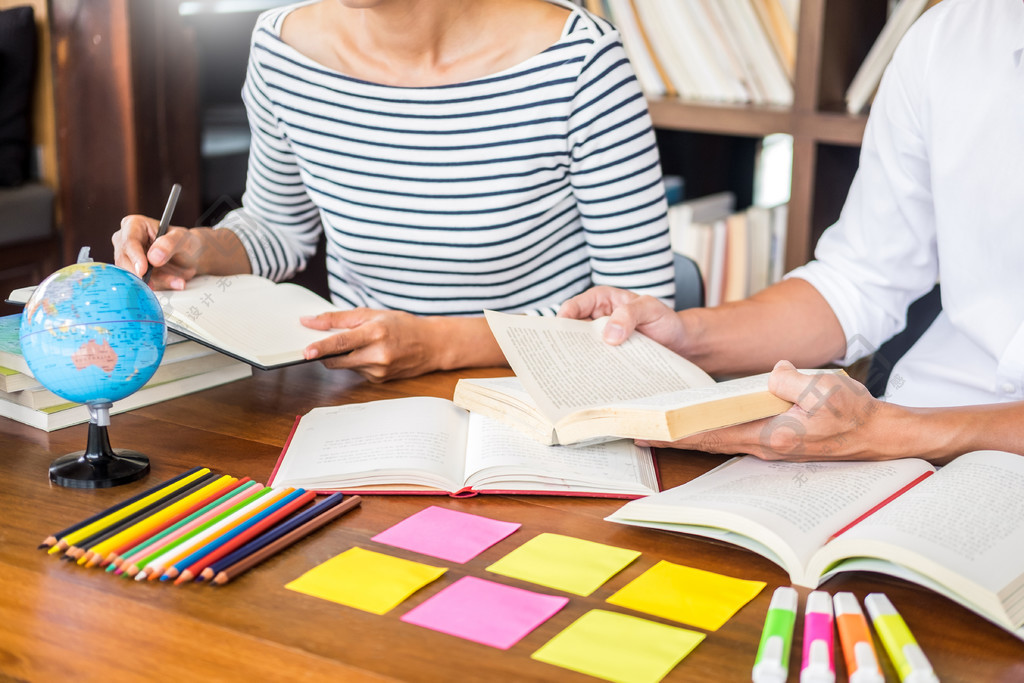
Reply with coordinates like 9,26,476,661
452,310,842,446
668,194,787,306
750,0,797,80
268,396,659,498
603,0,668,97
844,0,933,114
607,452,1024,641
8,274,342,371
0,361,252,431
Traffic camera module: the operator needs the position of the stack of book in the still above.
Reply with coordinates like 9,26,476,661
0,314,251,431
667,192,789,307
590,0,797,106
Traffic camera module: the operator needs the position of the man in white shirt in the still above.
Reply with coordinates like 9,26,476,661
559,0,1024,463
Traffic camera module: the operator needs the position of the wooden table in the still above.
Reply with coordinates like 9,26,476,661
2,363,1021,681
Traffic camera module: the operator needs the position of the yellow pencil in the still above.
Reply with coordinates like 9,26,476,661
48,468,211,555
83,475,238,568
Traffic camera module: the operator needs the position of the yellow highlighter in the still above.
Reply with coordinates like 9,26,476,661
864,593,939,683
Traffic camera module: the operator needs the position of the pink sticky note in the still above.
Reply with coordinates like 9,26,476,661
372,506,520,563
401,576,569,649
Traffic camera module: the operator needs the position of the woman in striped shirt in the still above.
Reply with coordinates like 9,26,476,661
113,0,674,382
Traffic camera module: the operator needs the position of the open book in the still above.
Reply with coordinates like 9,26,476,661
268,396,659,498
9,274,341,371
154,274,341,370
608,452,1024,640
453,311,840,445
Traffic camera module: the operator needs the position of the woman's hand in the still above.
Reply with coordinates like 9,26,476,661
112,215,202,290
640,361,903,461
301,309,496,383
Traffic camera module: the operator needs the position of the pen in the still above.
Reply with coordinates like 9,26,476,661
865,593,939,683
801,590,835,683
834,592,883,683
142,182,182,284
752,586,797,683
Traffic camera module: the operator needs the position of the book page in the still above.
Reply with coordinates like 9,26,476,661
484,311,714,422
462,413,658,494
160,275,340,366
610,456,934,582
811,450,1024,626
271,397,468,491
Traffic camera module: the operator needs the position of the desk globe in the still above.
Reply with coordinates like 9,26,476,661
20,260,166,488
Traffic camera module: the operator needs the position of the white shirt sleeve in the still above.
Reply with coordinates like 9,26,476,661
786,22,939,365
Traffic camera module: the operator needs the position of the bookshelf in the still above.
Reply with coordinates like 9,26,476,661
644,0,888,271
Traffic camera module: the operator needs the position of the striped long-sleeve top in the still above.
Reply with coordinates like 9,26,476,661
216,0,675,316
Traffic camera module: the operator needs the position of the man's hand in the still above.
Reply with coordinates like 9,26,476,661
558,285,687,352
639,361,902,461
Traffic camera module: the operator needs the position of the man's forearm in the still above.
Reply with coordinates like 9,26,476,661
894,402,1024,464
677,278,848,376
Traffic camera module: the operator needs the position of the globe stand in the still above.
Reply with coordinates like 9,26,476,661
49,402,150,489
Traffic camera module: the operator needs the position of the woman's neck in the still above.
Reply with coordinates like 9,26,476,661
284,0,568,87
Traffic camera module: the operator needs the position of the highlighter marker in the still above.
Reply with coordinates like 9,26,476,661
752,586,797,683
864,593,939,683
833,593,883,683
801,590,835,683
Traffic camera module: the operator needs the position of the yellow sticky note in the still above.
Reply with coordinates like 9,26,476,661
532,609,704,683
486,533,640,596
285,547,446,615
607,560,765,631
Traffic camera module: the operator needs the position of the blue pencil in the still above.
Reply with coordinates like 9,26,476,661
200,492,348,581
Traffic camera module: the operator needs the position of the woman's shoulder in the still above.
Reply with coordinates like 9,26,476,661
252,0,319,46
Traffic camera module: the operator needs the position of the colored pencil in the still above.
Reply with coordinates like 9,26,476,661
65,471,217,560
42,466,207,552
159,487,296,581
211,494,362,586
201,492,348,579
125,481,263,579
111,477,252,574
85,475,238,568
173,489,314,584
137,486,274,581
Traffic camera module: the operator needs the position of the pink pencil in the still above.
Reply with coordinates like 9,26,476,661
119,481,262,577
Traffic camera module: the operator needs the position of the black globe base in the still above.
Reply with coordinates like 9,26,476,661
49,415,150,489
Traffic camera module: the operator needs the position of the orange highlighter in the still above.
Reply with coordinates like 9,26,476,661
833,592,883,683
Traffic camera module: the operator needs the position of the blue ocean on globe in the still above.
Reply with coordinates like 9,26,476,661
19,262,166,405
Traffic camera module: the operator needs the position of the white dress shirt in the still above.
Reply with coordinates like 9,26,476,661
789,0,1024,408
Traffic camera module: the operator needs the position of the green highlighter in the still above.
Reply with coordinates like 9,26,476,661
865,593,939,683
752,586,798,683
